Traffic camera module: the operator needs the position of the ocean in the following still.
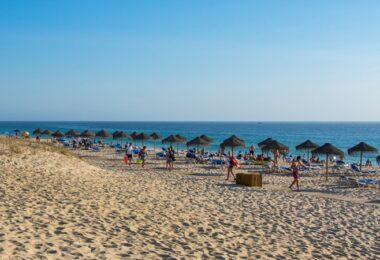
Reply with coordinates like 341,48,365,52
1,121,379,162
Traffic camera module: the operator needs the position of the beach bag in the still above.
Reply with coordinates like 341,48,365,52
124,156,129,164
136,159,143,164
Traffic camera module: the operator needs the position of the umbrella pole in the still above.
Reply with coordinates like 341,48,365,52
307,150,310,162
360,151,363,172
325,154,329,181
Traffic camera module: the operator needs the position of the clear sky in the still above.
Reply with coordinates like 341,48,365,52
0,0,379,121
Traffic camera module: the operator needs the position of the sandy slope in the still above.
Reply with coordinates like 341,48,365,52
0,138,378,259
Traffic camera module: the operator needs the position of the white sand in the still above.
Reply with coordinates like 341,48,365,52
0,138,378,259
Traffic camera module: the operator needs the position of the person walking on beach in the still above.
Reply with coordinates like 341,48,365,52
226,151,237,181
126,144,133,167
289,156,304,191
169,146,175,170
138,146,148,168
166,147,172,170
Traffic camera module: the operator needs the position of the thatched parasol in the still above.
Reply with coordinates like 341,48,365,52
187,136,210,149
312,143,344,180
112,130,121,136
220,135,245,154
41,129,53,136
296,140,319,161
175,134,187,142
80,130,96,138
258,138,273,149
348,142,378,171
134,132,152,146
33,128,44,136
96,129,112,138
65,129,80,137
113,131,132,144
130,131,139,139
200,134,213,143
162,135,184,153
162,135,182,145
150,133,162,150
261,140,288,153
52,131,65,138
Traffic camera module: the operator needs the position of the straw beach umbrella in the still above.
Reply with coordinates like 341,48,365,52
150,133,162,150
296,140,319,161
261,140,289,167
220,135,245,154
130,131,139,139
52,131,65,138
96,129,111,138
175,134,187,142
96,129,111,144
162,135,184,153
348,142,378,171
258,138,273,149
65,129,80,137
187,136,210,149
200,134,213,144
80,130,95,138
134,132,152,146
261,140,288,153
41,129,53,136
312,143,344,181
41,130,53,141
33,128,44,136
113,131,132,145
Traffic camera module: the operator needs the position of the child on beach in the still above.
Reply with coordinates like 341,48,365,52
289,156,304,192
138,146,147,168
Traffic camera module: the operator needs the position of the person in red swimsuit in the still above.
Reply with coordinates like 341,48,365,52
289,156,304,191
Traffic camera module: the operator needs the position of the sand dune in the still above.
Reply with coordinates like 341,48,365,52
0,138,378,259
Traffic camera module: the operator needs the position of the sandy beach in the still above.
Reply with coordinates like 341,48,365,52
0,137,378,259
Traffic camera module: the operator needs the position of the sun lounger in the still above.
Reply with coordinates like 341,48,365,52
351,164,377,174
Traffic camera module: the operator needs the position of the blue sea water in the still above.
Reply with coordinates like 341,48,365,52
1,121,380,162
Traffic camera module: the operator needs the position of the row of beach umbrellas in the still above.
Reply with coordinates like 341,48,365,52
32,128,378,178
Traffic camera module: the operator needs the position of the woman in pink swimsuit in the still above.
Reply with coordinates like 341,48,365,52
289,156,303,191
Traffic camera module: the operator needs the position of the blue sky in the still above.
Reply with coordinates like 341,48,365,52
0,0,379,121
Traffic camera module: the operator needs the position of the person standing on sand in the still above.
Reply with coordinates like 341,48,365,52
169,146,175,170
139,146,148,168
226,151,237,181
165,147,172,170
126,144,133,167
289,156,304,191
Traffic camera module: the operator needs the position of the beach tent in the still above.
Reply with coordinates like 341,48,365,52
348,142,378,171
312,143,344,181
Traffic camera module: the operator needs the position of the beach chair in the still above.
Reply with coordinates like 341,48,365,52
356,178,379,188
350,164,377,174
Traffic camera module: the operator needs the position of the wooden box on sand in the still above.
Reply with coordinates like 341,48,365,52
236,173,262,187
